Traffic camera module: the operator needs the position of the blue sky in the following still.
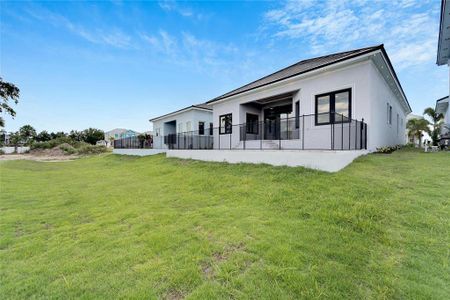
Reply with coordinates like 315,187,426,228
0,0,447,133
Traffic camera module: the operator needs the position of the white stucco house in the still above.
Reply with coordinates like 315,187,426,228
150,104,213,149
438,0,450,81
437,1,450,148
204,44,410,152
435,96,449,147
405,114,432,147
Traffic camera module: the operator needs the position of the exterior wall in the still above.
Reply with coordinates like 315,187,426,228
212,60,372,150
368,61,409,149
151,109,213,149
113,149,166,156
167,149,368,172
1,146,30,154
211,58,409,151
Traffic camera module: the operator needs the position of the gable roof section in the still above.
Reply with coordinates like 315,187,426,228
437,0,450,65
149,104,212,122
435,96,449,115
206,44,411,112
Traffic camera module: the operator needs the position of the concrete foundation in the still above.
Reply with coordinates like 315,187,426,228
113,149,166,156
167,149,368,172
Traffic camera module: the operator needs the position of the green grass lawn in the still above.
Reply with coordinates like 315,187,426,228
0,150,449,299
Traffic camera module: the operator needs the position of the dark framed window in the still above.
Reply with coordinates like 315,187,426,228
246,113,259,134
389,105,392,125
315,88,351,125
209,123,213,135
198,122,205,135
295,101,300,128
219,113,232,134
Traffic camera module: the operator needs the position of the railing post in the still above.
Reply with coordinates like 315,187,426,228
302,115,305,150
364,121,367,150
355,120,358,150
243,125,246,150
341,114,344,150
229,131,231,150
331,122,335,150
348,119,351,150
360,118,364,150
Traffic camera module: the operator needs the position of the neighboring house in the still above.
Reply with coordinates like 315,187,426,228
405,114,432,147
437,0,450,84
435,96,450,147
105,128,140,147
437,1,450,148
206,44,411,151
150,104,213,149
0,130,10,145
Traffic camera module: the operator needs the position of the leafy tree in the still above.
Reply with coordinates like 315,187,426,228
423,107,444,146
406,118,430,148
9,131,21,148
69,130,85,142
82,128,104,145
51,131,67,139
36,130,52,142
0,78,20,127
18,125,37,145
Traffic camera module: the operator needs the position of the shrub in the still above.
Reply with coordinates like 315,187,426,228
76,144,107,155
58,143,77,155
0,149,4,155
31,137,76,150
376,146,399,154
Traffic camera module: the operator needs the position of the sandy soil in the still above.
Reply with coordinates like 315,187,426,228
0,147,79,162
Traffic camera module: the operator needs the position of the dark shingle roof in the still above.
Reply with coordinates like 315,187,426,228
207,45,383,103
149,103,211,122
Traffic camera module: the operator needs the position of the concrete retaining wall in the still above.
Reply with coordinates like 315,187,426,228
113,149,166,156
167,149,368,172
1,146,30,154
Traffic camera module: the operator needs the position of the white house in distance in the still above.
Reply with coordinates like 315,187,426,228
405,114,431,147
150,104,213,149
437,0,450,147
104,128,140,147
437,0,450,83
204,44,410,152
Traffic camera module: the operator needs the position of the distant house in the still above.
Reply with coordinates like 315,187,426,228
437,0,449,74
150,104,213,149
436,0,450,148
405,114,432,147
105,128,140,147
435,96,449,147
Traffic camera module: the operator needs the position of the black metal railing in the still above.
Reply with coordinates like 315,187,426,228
114,113,367,151
114,136,153,149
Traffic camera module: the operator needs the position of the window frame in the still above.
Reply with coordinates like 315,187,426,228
246,113,259,134
198,121,205,135
315,88,352,126
219,113,232,135
295,101,300,128
389,105,392,125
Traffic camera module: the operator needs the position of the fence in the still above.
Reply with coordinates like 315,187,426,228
169,113,366,151
114,113,367,151
113,136,153,149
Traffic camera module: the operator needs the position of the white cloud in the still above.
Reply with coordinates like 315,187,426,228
26,7,133,49
158,0,205,20
263,0,438,69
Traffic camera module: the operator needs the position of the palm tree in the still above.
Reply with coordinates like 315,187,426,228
406,118,430,148
423,107,444,146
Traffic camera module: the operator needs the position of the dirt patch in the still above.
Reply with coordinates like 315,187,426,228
164,290,185,300
201,242,246,279
0,154,78,162
0,146,79,161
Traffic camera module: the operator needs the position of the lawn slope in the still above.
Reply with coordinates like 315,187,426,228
0,150,449,299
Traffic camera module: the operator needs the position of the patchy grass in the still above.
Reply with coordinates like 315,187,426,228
0,150,449,299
